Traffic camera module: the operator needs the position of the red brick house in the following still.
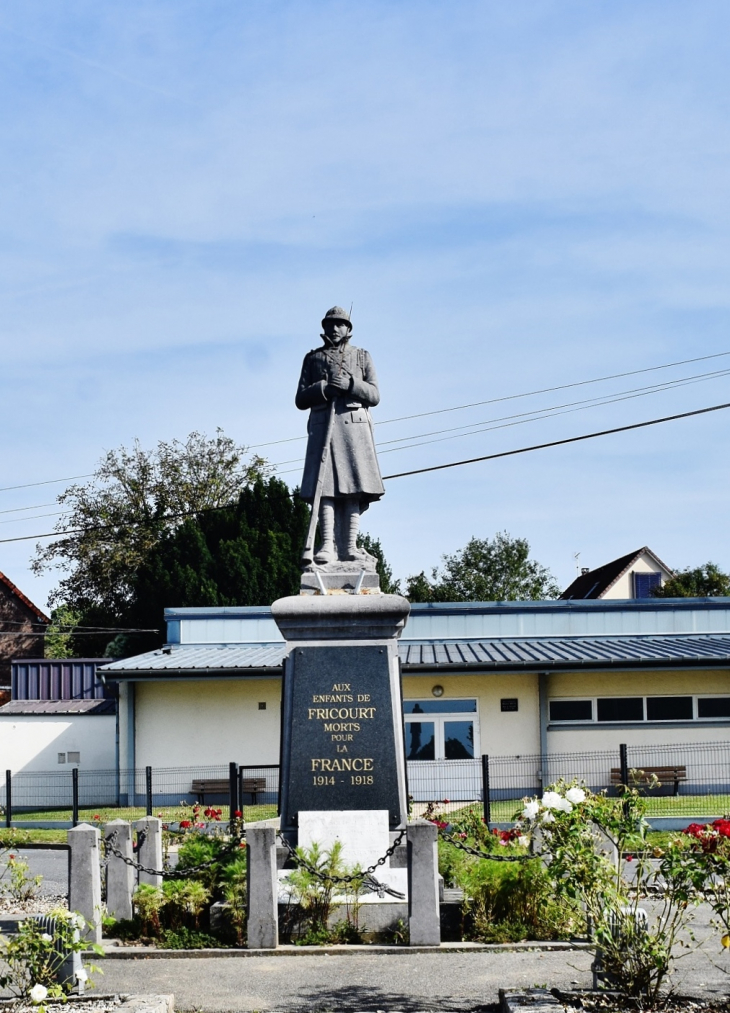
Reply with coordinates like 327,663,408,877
0,569,49,692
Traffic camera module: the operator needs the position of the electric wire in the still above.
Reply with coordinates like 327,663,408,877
2,398,728,544
247,349,730,449
380,400,730,480
270,366,730,472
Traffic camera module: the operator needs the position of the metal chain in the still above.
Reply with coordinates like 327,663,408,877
275,830,407,895
439,830,532,862
103,828,247,880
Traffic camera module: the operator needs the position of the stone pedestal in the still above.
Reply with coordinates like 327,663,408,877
407,820,441,946
272,593,410,837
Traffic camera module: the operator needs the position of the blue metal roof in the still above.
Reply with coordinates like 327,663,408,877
100,633,730,679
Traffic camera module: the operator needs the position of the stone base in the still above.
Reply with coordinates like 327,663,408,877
300,565,380,595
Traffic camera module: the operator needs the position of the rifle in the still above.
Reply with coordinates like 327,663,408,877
301,343,346,567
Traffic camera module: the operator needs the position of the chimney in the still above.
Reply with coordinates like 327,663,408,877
581,568,590,575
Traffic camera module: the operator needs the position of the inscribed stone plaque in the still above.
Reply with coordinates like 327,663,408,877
282,645,401,824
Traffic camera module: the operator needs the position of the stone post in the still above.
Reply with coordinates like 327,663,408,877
67,823,102,944
407,820,440,946
105,819,135,921
247,826,278,949
136,816,163,888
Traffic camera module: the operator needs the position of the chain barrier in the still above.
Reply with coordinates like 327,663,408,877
438,830,532,862
103,825,247,881
276,828,407,899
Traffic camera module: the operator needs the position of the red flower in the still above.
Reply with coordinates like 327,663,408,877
179,820,192,829
626,855,633,862
93,814,100,820
240,841,246,848
442,798,450,805
234,810,242,818
8,854,15,860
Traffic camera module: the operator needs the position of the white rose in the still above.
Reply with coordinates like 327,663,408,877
522,800,540,819
69,913,85,929
541,811,556,824
30,984,48,1003
40,933,52,943
541,791,562,810
565,787,586,805
76,969,88,982
555,797,573,813
517,836,529,847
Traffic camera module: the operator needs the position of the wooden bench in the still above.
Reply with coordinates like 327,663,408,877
610,766,687,796
191,777,267,805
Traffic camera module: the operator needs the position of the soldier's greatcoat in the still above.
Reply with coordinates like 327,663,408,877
296,342,385,504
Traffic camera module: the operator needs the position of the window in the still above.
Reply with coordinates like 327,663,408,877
597,698,644,722
634,572,662,598
57,753,66,764
698,697,730,719
550,699,592,722
67,751,80,764
550,694,730,724
404,699,478,760
647,696,692,721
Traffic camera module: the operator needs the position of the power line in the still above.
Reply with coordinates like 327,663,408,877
270,367,730,471
0,502,58,516
248,348,730,448
0,474,93,494
380,400,730,480
0,510,65,526
2,398,728,546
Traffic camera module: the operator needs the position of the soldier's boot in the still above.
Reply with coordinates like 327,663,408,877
343,501,372,562
314,498,337,564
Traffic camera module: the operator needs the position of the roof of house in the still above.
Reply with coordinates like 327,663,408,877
0,699,116,716
98,633,730,678
0,569,50,624
560,547,674,600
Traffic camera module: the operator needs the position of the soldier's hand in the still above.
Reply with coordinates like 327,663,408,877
326,373,350,397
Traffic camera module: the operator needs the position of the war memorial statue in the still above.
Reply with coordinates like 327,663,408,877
252,306,440,950
296,306,384,576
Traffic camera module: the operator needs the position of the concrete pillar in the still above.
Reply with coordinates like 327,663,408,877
67,823,102,944
105,819,135,921
136,816,163,888
407,820,440,946
247,826,278,949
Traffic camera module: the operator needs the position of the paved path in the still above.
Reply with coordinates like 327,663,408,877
95,944,730,1013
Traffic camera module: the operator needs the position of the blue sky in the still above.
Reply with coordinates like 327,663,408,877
2,0,730,610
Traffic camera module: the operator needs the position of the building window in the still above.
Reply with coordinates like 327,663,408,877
404,699,478,760
67,751,80,764
634,572,662,598
698,697,730,719
647,696,692,721
549,699,592,722
597,698,644,722
57,753,66,764
550,694,730,724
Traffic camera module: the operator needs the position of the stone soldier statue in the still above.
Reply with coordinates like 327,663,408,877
296,306,385,566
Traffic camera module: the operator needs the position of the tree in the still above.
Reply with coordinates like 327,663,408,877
32,430,270,655
357,533,400,595
32,430,267,615
121,477,310,656
44,605,82,659
404,531,560,603
652,562,730,598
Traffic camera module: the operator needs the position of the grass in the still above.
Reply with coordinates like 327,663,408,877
7,802,278,824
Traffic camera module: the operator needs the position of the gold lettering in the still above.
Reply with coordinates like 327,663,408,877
331,683,351,691
357,694,370,702
323,722,360,732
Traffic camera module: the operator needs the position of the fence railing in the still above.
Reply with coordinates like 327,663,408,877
2,739,730,825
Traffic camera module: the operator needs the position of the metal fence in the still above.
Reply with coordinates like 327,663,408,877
1,763,279,825
2,740,730,825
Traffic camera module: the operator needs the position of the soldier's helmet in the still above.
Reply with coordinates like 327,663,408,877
321,306,352,330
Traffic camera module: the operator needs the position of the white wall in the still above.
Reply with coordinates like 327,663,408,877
0,715,116,774
134,678,282,769
602,551,673,599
